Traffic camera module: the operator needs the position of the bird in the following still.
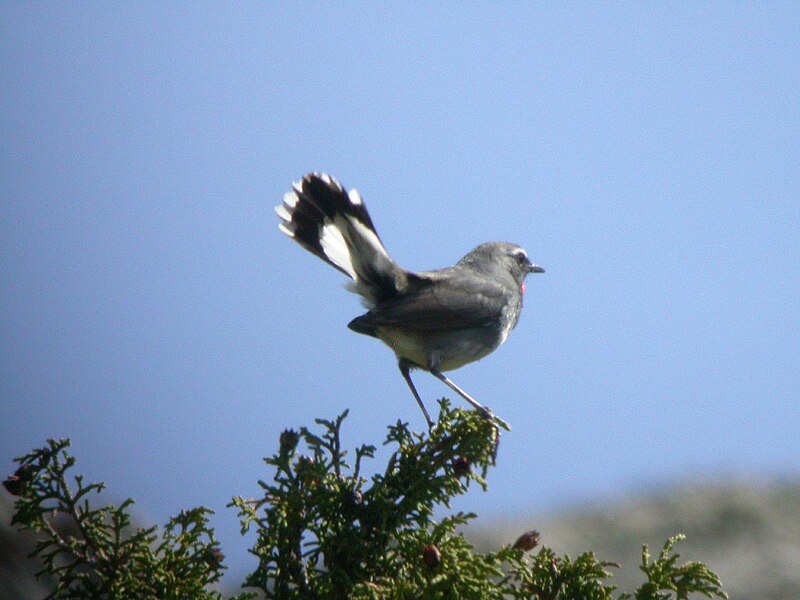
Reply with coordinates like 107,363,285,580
275,173,544,429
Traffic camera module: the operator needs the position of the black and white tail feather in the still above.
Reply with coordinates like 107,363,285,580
276,173,406,308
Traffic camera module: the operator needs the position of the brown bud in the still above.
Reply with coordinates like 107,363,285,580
549,557,559,576
513,530,540,552
295,455,314,471
295,456,318,487
279,429,300,453
204,547,225,568
2,475,24,496
344,488,363,508
422,544,441,568
452,456,470,477
3,464,35,497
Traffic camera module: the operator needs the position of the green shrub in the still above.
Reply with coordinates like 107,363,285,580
5,400,726,599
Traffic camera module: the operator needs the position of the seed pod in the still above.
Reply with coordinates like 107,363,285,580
2,464,35,496
279,429,300,453
452,456,470,477
204,547,225,569
513,530,540,552
422,544,441,568
344,488,363,508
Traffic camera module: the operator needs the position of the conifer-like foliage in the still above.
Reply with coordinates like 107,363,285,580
5,438,232,599
5,400,727,599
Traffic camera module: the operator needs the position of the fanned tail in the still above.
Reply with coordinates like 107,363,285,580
276,173,406,306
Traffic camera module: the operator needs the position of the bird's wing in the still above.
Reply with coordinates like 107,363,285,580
348,273,510,333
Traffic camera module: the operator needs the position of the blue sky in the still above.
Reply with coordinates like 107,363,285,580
2,3,798,585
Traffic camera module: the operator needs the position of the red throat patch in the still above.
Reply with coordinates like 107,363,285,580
521,282,526,294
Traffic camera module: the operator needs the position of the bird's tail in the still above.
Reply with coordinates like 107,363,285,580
276,173,406,306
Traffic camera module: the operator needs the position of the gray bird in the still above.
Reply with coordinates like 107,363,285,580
275,173,544,429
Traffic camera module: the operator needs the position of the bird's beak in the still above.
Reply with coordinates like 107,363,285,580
528,263,545,274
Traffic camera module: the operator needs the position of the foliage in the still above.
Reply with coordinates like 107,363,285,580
627,535,727,600
4,438,247,600
5,401,727,599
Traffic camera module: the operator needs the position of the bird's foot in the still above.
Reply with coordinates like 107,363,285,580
478,406,511,431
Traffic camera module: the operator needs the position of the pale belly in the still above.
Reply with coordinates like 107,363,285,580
375,326,501,371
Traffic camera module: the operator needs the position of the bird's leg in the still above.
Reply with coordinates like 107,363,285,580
428,368,511,431
398,359,435,430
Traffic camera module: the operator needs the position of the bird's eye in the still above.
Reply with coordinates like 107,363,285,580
513,250,528,264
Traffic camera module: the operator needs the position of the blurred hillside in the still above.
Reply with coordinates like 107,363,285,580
1,491,57,600
471,478,800,600
3,478,799,599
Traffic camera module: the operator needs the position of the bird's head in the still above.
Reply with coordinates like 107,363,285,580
504,244,544,291
460,242,544,291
